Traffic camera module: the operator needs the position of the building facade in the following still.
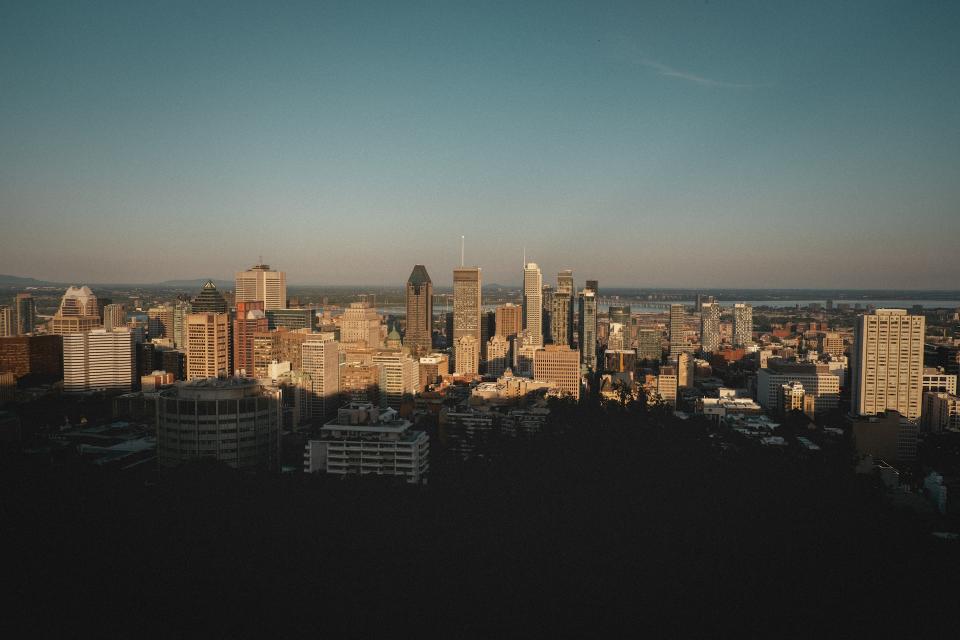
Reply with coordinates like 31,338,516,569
852,309,925,421
533,345,581,400
732,303,753,348
453,267,482,373
62,328,135,393
185,312,231,380
235,263,287,310
522,263,543,347
405,264,433,355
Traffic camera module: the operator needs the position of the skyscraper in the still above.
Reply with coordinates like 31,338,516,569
453,267,481,374
636,328,662,362
557,270,574,295
49,286,102,335
14,293,35,335
102,303,126,332
522,263,543,348
853,309,925,421
541,284,554,344
0,306,12,338
578,289,597,371
191,280,228,313
185,312,230,380
172,300,192,348
62,328,135,393
301,333,340,419
233,301,267,377
147,305,175,340
496,303,522,340
609,305,632,348
235,263,287,310
372,350,419,408
405,264,433,355
732,303,753,348
486,335,510,378
669,304,689,358
700,303,721,353
340,302,382,349
551,292,572,347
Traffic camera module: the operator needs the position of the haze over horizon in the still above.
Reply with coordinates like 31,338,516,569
2,1,958,288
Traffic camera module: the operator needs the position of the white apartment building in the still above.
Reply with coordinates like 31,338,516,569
63,328,135,392
852,309,925,421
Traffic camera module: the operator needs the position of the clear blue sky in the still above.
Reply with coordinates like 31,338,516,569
1,1,958,287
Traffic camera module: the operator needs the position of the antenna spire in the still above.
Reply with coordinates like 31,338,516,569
460,235,465,267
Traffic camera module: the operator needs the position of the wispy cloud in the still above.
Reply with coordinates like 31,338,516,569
638,57,760,89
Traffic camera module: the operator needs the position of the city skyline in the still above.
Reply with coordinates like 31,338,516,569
2,2,959,288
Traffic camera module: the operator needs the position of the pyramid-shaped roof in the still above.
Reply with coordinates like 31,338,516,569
407,264,431,286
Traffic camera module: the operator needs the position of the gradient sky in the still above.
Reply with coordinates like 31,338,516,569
1,1,958,287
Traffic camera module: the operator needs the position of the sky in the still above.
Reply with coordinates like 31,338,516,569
1,1,958,288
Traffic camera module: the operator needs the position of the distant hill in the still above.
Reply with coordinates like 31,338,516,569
0,274,57,286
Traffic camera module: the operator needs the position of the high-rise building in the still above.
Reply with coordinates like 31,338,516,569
340,302,382,349
147,305,175,340
522,263,543,348
190,280,228,313
172,301,192,349
853,309,925,421
700,303,721,353
607,323,626,351
157,378,280,471
0,306,12,338
372,350,419,408
62,328,135,393
455,335,480,376
557,269,574,295
102,303,126,332
669,304,689,358
453,267,481,374
185,312,231,380
340,362,381,405
609,306,632,348
49,286,102,335
266,308,316,332
533,345,581,400
495,303,522,340
636,328,661,362
301,333,340,420
757,361,841,414
0,335,63,380
656,366,678,407
486,335,510,378
677,351,694,388
14,293,36,335
233,301,267,377
585,280,598,295
418,353,449,390
578,289,597,371
405,265,433,355
235,263,287,310
541,284,554,344
551,292,572,347
732,303,753,348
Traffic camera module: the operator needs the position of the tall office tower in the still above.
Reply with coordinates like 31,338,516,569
49,286,102,335
102,303,126,332
669,304,688,357
534,345,582,400
233,301,267,377
341,302,382,348
372,350,419,408
486,335,510,378
455,335,480,376
551,292,572,347
235,262,287,310
62,328,135,393
608,323,626,351
185,312,230,380
578,289,597,370
677,352,694,388
585,280,598,295
453,267,481,373
405,264,433,355
172,301,192,348
700,303,721,353
636,329,662,362
853,309,925,421
522,263,543,347
147,305,175,340
0,306,12,338
557,269,574,295
0,334,63,380
14,293,36,335
656,366,678,407
495,303,522,339
609,305,632,348
541,284,554,344
732,303,753,348
191,280,228,313
301,333,340,419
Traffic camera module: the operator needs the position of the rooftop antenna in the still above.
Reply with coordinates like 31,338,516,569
460,235,465,267
523,246,526,267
